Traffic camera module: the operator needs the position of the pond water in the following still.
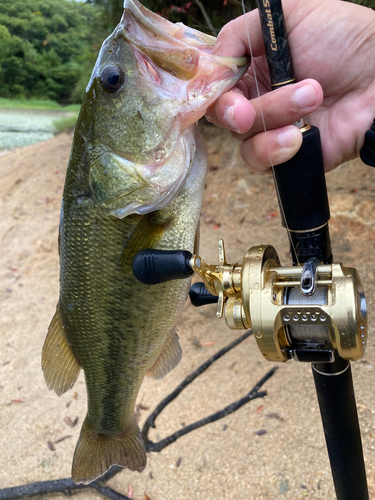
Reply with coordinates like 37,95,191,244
0,108,73,151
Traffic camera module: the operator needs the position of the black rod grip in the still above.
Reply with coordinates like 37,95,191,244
312,358,369,500
132,249,193,285
274,125,330,231
360,118,375,167
257,0,295,87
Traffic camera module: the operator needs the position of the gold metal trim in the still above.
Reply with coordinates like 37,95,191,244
271,78,296,87
300,124,311,133
312,364,350,376
288,223,328,234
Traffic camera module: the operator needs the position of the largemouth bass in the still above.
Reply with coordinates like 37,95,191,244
42,0,248,484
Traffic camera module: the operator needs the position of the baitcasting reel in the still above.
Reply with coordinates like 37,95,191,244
190,240,367,363
132,240,367,364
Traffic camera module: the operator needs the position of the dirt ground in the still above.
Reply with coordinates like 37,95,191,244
1,122,375,499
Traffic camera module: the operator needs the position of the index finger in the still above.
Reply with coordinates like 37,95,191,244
213,9,266,59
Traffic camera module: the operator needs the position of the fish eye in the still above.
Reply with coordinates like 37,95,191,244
100,65,124,93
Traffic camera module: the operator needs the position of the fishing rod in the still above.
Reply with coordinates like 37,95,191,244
251,2,369,498
132,1,369,498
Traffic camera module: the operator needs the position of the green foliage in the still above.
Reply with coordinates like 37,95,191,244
88,0,124,34
0,97,60,109
89,0,259,36
0,0,100,103
343,0,375,6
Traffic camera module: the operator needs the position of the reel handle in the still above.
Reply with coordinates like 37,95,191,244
132,249,218,307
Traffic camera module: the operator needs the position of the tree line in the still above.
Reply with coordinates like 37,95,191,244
0,0,101,103
0,0,373,104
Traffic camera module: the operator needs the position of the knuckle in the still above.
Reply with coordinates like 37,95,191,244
264,97,277,124
241,135,274,172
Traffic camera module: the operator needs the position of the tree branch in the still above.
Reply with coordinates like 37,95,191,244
145,366,277,452
194,0,218,36
0,467,127,500
143,329,253,437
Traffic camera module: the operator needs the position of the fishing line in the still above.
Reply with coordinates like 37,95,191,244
239,0,301,266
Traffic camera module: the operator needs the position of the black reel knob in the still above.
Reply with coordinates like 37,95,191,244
189,282,218,307
132,250,218,307
132,249,193,285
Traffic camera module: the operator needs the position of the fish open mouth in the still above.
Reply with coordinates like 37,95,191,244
122,0,248,81
122,0,248,111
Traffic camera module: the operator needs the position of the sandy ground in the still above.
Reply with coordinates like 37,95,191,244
1,123,375,499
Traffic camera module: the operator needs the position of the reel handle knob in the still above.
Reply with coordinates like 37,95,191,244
132,249,193,285
189,282,219,307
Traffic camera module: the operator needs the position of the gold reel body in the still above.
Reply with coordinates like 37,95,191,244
192,242,367,363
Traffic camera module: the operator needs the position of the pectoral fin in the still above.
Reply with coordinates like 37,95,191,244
120,211,173,270
146,327,182,380
42,302,81,396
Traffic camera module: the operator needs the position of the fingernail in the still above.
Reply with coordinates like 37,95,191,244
278,127,300,148
224,104,237,131
293,84,317,108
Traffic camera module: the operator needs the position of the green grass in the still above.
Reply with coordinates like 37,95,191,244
53,114,79,132
63,104,81,112
0,97,81,112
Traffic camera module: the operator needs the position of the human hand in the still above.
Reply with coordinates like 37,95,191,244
207,0,375,173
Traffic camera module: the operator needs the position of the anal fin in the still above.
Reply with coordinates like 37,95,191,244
146,327,182,380
42,302,81,396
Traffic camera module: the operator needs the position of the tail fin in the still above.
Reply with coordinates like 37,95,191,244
72,417,147,484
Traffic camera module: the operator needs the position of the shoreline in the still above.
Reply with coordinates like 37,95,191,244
0,108,77,150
